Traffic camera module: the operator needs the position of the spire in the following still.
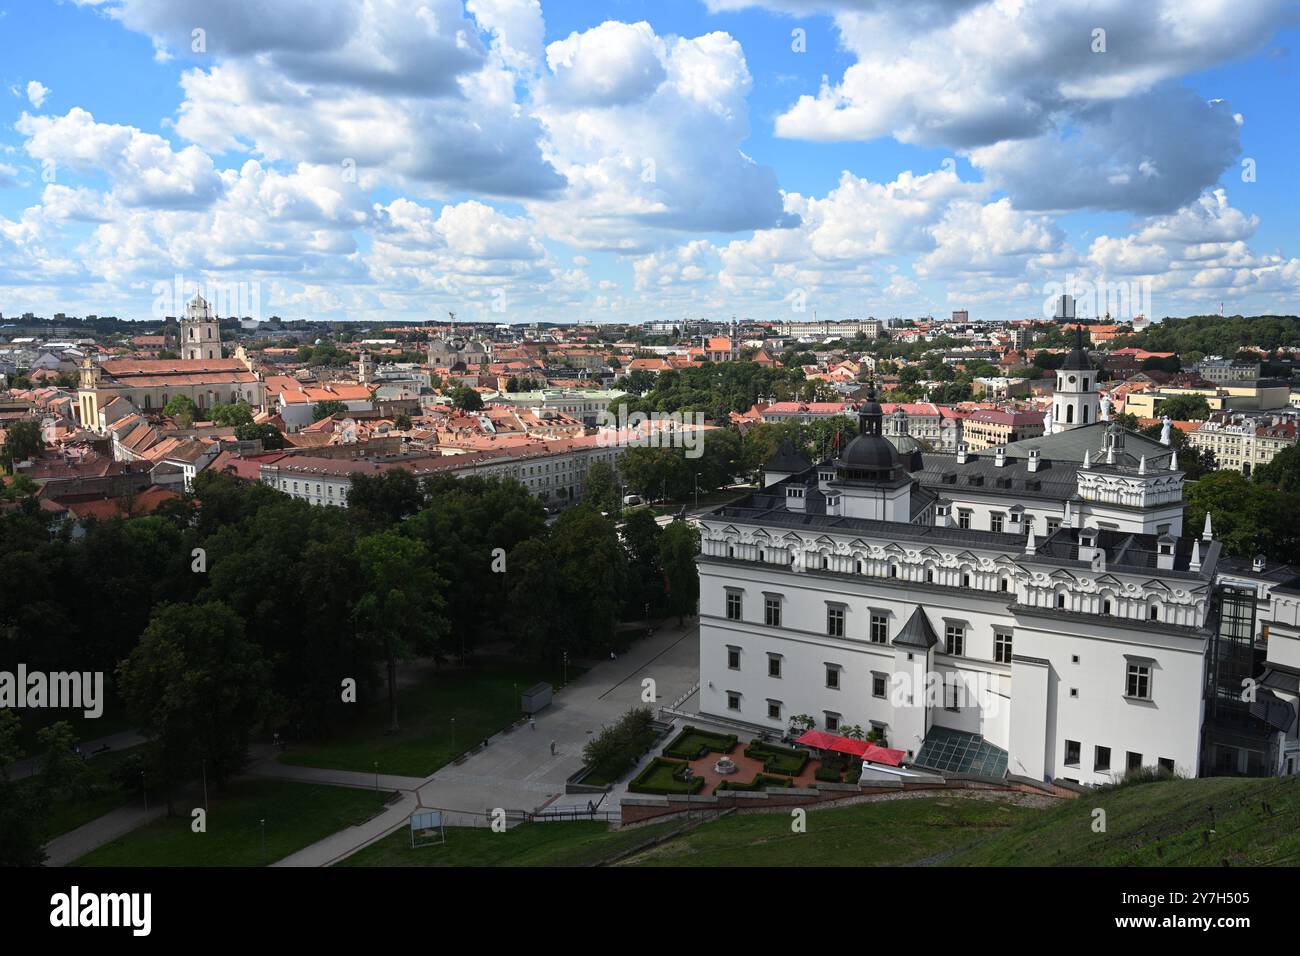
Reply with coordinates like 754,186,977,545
1189,539,1202,573
1082,449,1091,468
1170,449,1179,471
1025,527,1037,555
1063,499,1072,527
1202,512,1213,542
1138,455,1146,475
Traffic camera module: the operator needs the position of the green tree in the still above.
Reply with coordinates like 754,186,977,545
234,421,285,449
164,394,199,427
451,385,483,412
1158,394,1211,421
352,532,448,732
37,720,92,802
1,418,43,471
0,711,47,865
1252,442,1300,493
312,399,348,422
583,460,620,514
660,520,700,625
210,401,255,427
116,600,273,814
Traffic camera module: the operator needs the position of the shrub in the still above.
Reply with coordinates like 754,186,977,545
628,757,706,796
663,726,737,760
815,765,843,783
744,740,810,776
582,707,657,784
717,773,795,792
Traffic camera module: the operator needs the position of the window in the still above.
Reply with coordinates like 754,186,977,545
825,665,841,689
962,573,972,589
990,513,1004,533
764,596,782,628
1148,604,1160,621
1094,746,1111,772
1126,751,1142,773
726,591,742,621
925,568,934,583
727,692,741,712
824,712,840,733
1069,688,1079,698
1065,739,1081,766
726,647,740,670
872,673,887,698
1158,757,1175,775
889,564,898,578
1046,518,1060,534
945,679,960,711
869,613,889,644
958,510,972,529
1126,662,1152,700
994,631,1013,664
1103,599,1112,615
768,655,782,679
827,606,845,638
767,700,782,721
945,624,965,657
1056,592,1067,609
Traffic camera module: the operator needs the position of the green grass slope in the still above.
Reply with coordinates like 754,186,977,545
945,774,1300,867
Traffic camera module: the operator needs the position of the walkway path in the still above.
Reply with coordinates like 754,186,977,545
268,620,700,866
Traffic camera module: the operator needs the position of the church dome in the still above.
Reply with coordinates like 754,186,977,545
841,431,901,470
837,383,904,479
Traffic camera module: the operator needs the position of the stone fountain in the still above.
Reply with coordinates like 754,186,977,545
713,755,738,775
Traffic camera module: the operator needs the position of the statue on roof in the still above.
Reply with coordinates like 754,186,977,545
1159,415,1172,447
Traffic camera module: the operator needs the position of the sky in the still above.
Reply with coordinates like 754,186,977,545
1,0,1299,327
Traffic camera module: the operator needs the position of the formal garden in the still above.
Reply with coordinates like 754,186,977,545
628,726,845,796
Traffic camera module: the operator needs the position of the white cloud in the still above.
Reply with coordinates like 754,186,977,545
26,80,49,108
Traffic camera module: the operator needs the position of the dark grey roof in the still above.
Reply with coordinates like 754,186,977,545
912,450,1078,502
1249,687,1296,733
1001,421,1172,468
1217,554,1300,588
1029,525,1217,577
893,607,939,649
840,432,901,470
1260,666,1300,696
766,438,811,473
709,492,1031,551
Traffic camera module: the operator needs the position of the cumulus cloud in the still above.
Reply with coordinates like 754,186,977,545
753,0,1293,214
533,23,794,249
26,80,49,108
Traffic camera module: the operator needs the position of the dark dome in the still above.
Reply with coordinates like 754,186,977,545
840,432,900,470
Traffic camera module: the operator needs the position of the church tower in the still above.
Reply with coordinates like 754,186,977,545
181,294,222,362
1053,323,1099,432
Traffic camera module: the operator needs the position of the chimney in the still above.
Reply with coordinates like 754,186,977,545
1027,448,1041,472
1253,553,1266,573
995,446,1007,467
956,442,968,464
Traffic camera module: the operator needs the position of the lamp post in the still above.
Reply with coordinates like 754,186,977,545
141,770,147,814
451,717,457,754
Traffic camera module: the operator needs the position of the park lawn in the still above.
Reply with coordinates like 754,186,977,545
71,779,391,867
279,658,573,777
944,773,1300,867
21,745,146,840
620,795,1040,867
339,819,682,867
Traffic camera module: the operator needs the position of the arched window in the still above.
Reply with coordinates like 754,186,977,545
1057,592,1067,609
1082,405,1089,423
962,573,971,588
889,564,898,578
1103,599,1112,615
1066,405,1075,423
1149,604,1160,621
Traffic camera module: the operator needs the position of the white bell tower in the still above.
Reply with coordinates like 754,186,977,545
181,294,223,362
1051,296,1098,433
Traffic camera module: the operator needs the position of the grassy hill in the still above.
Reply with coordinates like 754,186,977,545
944,773,1300,867
341,774,1300,867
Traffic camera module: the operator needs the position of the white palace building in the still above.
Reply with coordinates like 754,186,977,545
696,333,1300,784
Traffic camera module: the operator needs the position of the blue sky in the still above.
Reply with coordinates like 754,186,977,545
1,0,1299,326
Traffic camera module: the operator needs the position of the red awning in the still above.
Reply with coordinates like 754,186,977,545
795,730,905,767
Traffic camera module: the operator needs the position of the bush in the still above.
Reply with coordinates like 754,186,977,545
582,707,657,785
663,726,737,760
744,740,810,776
815,765,843,783
717,773,795,792
627,757,706,796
